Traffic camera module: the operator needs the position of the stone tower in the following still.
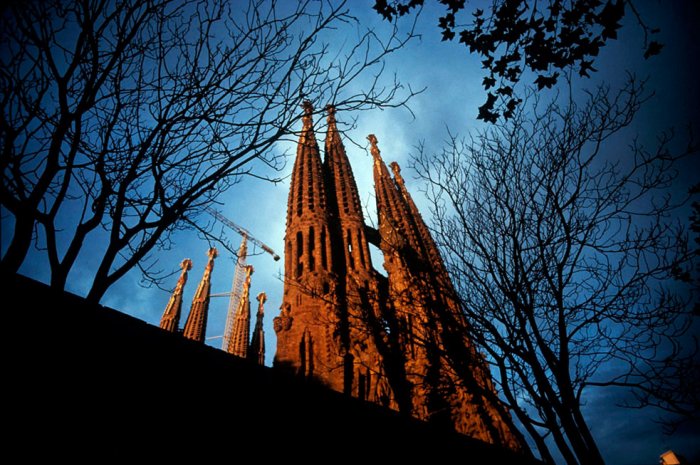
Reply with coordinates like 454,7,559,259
183,247,217,343
274,101,346,391
274,105,523,451
323,106,387,401
159,258,192,333
227,265,254,357
370,135,522,448
249,292,266,365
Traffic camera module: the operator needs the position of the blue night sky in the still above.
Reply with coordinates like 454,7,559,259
3,1,699,463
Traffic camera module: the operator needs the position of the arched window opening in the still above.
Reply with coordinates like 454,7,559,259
296,231,303,277
357,229,366,267
308,226,316,271
321,227,328,270
346,229,354,270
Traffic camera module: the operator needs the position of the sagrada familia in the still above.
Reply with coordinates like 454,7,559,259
159,102,523,451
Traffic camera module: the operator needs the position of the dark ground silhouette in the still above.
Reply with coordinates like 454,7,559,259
4,269,541,462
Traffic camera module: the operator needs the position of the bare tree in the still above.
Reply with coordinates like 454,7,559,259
413,78,698,465
0,0,416,302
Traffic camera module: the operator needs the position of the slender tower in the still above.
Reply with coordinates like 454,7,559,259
159,258,192,332
373,136,523,449
227,265,254,357
324,106,386,401
249,292,267,365
389,161,470,323
274,101,345,391
393,160,523,449
370,134,438,422
183,247,217,343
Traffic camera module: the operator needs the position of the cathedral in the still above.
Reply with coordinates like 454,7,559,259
273,102,523,450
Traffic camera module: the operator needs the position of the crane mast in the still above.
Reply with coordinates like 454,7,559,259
205,207,280,353
221,236,248,351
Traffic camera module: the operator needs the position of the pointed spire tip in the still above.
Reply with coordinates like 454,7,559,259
368,134,382,161
326,104,338,130
302,100,313,114
302,100,314,130
390,161,406,187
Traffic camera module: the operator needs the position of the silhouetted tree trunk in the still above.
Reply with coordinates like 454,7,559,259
0,0,416,302
413,78,698,465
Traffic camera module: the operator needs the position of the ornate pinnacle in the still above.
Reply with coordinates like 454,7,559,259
183,247,217,342
367,134,382,162
207,247,218,260
159,257,193,332
237,236,248,260
326,104,337,125
175,258,193,290
302,100,314,129
204,247,218,275
390,161,405,187
256,292,267,314
250,291,267,365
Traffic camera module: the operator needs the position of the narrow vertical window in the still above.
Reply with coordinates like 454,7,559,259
296,160,304,217
307,156,316,210
347,229,354,270
358,373,366,401
308,226,316,271
357,229,366,268
286,241,292,277
296,231,303,277
321,227,328,270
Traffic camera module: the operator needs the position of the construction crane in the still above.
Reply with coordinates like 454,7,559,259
205,207,280,352
206,207,280,262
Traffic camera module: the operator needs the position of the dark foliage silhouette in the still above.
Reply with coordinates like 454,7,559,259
374,0,661,122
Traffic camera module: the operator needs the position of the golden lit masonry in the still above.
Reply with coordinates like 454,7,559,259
274,103,523,450
183,248,217,343
159,258,192,333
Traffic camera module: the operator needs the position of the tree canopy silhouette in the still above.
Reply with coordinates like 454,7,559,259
374,0,662,122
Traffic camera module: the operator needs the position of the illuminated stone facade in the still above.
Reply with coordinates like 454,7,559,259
183,248,217,343
159,258,192,333
274,103,522,450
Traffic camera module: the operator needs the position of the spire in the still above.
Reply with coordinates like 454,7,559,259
390,161,441,267
390,160,464,315
325,106,372,272
284,100,334,280
369,134,420,252
275,101,345,393
324,105,363,218
227,265,254,357
159,259,193,332
183,247,217,343
287,101,327,222
248,292,266,365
